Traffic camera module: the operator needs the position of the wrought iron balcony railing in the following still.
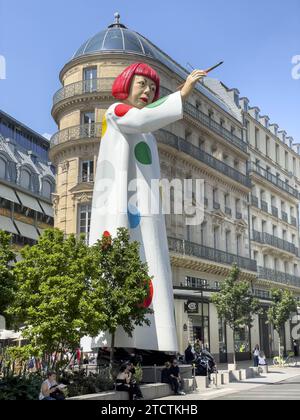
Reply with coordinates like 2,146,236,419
50,123,102,147
159,86,247,153
53,78,115,106
156,129,251,188
252,230,297,256
168,237,257,272
249,163,300,200
258,266,300,288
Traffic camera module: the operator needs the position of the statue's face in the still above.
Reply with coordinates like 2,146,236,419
125,75,157,109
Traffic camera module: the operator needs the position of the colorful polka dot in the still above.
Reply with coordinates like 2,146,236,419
142,280,154,309
146,96,168,109
101,115,108,137
128,204,141,229
115,104,133,117
135,142,152,165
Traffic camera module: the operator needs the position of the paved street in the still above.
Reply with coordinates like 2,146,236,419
157,367,300,400
213,374,300,400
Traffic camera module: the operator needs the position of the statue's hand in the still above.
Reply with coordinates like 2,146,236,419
181,70,207,101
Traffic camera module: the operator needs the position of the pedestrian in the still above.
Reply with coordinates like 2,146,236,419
169,359,185,396
184,343,195,364
253,344,260,367
194,339,203,355
161,361,171,384
293,339,299,357
258,351,267,366
39,371,66,401
115,363,143,400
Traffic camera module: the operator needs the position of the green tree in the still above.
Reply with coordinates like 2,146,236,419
88,228,153,365
8,229,104,369
267,288,297,358
0,230,16,327
211,264,261,368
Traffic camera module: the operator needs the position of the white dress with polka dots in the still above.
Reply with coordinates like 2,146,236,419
90,91,183,352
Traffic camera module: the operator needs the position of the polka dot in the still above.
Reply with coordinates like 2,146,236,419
128,204,141,229
146,96,168,109
142,280,154,309
101,115,108,137
115,104,133,117
135,142,152,165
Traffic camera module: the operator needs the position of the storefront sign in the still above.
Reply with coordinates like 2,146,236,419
185,301,199,314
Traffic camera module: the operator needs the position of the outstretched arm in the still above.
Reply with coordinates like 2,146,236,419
108,91,183,135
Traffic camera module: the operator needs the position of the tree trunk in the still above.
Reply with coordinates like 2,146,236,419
278,334,281,359
110,332,115,370
232,332,237,370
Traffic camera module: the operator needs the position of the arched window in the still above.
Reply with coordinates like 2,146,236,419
42,180,53,199
0,157,7,179
20,169,31,190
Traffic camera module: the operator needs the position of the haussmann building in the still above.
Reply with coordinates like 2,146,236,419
49,14,300,363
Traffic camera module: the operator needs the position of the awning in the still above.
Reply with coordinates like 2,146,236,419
14,220,40,241
15,191,42,213
0,215,18,235
0,184,19,203
38,200,54,218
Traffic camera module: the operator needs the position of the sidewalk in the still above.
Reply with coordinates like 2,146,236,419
156,365,300,400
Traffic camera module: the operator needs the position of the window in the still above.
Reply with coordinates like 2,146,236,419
234,160,239,171
252,216,257,231
285,151,289,170
81,111,95,125
198,138,205,150
220,119,225,127
292,234,296,245
80,160,94,183
20,169,31,190
225,231,231,253
266,136,270,156
255,128,259,149
213,226,219,249
185,130,192,142
201,222,207,245
272,225,277,236
282,229,287,241
253,250,258,261
83,67,98,92
262,220,266,233
276,144,280,163
284,261,288,274
263,255,268,268
274,258,278,271
42,180,53,199
236,234,241,256
293,157,296,173
0,156,7,179
79,204,91,241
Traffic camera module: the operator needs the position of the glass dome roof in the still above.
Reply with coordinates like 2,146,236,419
72,13,240,121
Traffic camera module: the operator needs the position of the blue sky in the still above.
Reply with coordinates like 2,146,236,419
0,0,299,141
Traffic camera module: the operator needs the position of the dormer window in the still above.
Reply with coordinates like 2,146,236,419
255,110,259,120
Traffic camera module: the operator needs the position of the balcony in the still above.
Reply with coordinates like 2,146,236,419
156,129,251,188
50,123,102,147
252,230,297,256
225,207,232,216
168,237,257,272
53,78,115,106
291,216,297,227
183,101,247,153
249,163,300,200
258,266,300,288
271,206,279,218
261,200,268,213
251,195,259,208
282,211,288,223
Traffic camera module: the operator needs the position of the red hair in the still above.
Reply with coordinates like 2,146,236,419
112,63,160,102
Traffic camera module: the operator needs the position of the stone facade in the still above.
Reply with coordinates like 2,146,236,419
50,16,300,361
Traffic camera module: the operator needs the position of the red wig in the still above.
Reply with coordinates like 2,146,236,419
112,62,160,102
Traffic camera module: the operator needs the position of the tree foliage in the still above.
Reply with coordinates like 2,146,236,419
8,228,152,366
211,264,261,365
267,288,297,335
0,230,16,325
